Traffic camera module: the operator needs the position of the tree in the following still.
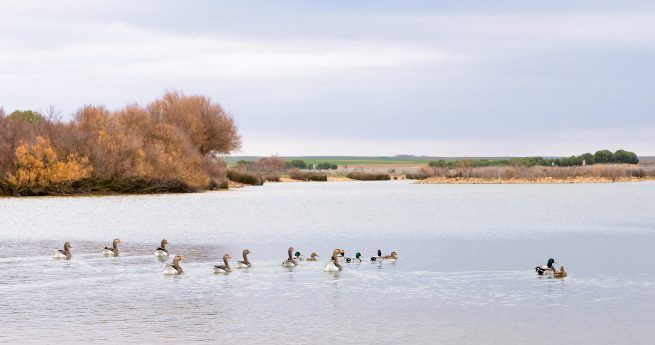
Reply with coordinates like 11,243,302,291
7,110,44,123
594,150,614,163
5,136,92,195
613,149,639,164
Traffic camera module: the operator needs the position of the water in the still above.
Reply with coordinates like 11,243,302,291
1,181,654,344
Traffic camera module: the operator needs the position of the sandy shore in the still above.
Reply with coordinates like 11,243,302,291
416,176,655,184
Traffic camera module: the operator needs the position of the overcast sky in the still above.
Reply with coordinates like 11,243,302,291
1,1,654,156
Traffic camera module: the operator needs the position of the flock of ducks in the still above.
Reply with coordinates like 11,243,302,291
52,240,399,275
54,240,566,278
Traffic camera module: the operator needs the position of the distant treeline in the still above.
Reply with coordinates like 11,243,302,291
428,150,639,169
236,159,337,171
0,92,240,196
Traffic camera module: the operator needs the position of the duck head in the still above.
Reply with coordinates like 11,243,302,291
173,255,185,265
547,258,556,267
64,242,72,252
355,252,361,259
161,239,169,247
309,252,318,259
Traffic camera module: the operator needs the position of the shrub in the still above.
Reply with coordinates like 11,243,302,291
288,170,327,181
226,170,264,185
346,172,390,181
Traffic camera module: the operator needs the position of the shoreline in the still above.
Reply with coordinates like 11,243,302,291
416,176,655,184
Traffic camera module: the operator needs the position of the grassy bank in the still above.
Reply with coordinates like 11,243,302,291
413,165,655,184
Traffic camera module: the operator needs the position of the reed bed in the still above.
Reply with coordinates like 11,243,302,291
414,164,655,183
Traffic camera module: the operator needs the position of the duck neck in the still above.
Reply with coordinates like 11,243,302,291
113,242,119,250
288,250,293,261
243,253,250,264
332,255,342,268
223,257,231,269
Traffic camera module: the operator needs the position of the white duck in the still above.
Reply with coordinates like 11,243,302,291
102,239,121,257
282,247,298,267
53,242,72,260
324,249,344,272
213,254,233,273
163,255,185,275
154,239,169,257
235,249,252,269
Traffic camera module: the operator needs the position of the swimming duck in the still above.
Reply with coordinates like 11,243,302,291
381,251,398,261
154,239,169,257
345,252,362,263
535,258,567,278
102,239,121,257
306,253,319,261
370,249,383,261
163,255,184,275
294,251,304,261
282,247,298,267
324,249,344,272
53,242,72,259
213,254,232,273
235,249,252,269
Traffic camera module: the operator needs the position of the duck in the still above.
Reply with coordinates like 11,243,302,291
102,239,121,257
235,249,252,269
294,251,304,261
154,239,170,257
345,252,362,263
213,254,232,273
370,249,383,261
535,258,567,278
53,242,72,259
306,252,319,261
282,247,298,267
324,249,344,272
163,255,184,275
381,251,398,261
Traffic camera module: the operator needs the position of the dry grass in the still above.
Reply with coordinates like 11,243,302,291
415,164,655,183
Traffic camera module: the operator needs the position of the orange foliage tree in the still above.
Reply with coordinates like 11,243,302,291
0,91,240,195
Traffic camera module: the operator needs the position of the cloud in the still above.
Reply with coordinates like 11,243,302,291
1,2,654,155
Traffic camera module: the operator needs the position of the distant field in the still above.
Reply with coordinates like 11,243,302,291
226,155,655,166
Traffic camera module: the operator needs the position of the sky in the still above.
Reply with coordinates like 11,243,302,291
1,1,654,156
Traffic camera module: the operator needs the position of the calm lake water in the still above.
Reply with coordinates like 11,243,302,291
1,181,654,344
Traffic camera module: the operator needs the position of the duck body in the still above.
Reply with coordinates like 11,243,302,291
102,239,121,257
370,249,382,261
535,258,567,278
306,253,319,261
53,242,72,260
163,255,184,275
345,252,362,263
324,260,341,272
154,239,170,257
282,247,298,267
324,249,344,272
236,249,252,269
214,254,232,273
381,251,398,261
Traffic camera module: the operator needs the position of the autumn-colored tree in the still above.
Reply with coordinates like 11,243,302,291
5,136,92,195
0,92,240,195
